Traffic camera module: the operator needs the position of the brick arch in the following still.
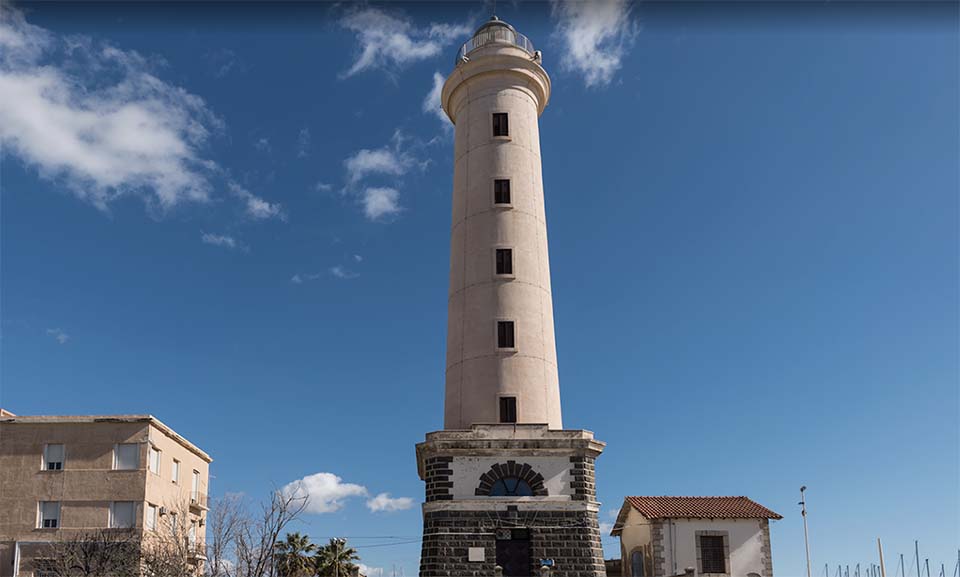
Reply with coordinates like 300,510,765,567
475,460,548,496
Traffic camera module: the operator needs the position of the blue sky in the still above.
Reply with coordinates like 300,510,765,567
1,1,957,575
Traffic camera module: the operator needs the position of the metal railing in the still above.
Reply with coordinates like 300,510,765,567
455,27,535,66
189,491,208,510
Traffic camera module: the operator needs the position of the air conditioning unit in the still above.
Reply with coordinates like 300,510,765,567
159,506,167,516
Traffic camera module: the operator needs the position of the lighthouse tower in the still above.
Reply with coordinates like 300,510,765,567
416,17,607,577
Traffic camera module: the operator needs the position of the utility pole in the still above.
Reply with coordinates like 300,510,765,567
878,539,887,577
800,486,813,577
916,541,921,577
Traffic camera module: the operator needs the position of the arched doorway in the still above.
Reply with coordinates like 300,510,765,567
631,550,644,576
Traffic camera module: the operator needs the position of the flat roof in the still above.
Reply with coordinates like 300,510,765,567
0,413,212,463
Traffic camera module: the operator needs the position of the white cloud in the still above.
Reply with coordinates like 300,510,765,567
339,7,470,77
282,472,368,515
297,127,310,158
290,273,303,284
366,492,414,513
228,182,284,221
422,71,449,127
599,521,614,535
0,6,222,212
315,181,333,192
254,137,271,153
353,254,363,262
345,148,408,185
46,328,69,345
551,0,637,87
358,564,384,577
362,187,401,221
201,232,239,249
329,265,359,280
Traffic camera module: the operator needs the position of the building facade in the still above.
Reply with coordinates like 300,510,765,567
416,17,607,577
610,497,782,577
0,411,212,577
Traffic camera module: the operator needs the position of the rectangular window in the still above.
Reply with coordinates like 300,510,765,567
494,179,511,205
110,502,136,529
172,459,181,484
497,321,515,349
146,504,158,531
114,443,139,470
148,446,161,475
39,501,60,528
188,522,197,546
169,512,178,537
495,249,513,275
499,397,518,423
700,535,726,573
44,444,64,471
492,113,509,137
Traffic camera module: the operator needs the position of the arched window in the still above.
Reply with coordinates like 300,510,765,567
631,551,644,576
489,477,534,497
475,461,548,497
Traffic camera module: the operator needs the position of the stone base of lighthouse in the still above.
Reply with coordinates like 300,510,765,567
416,425,607,577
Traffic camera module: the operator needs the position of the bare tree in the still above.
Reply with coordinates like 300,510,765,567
141,498,200,577
206,494,245,577
38,529,140,577
206,488,308,577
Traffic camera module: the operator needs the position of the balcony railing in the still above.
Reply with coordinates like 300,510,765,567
189,491,208,511
455,26,535,66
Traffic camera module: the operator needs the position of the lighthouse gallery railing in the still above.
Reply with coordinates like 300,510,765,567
455,27,535,66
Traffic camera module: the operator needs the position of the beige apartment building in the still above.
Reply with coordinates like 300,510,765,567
0,410,212,577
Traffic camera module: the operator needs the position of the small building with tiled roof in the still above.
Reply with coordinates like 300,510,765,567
610,496,782,577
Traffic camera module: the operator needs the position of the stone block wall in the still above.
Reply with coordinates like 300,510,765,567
420,509,606,577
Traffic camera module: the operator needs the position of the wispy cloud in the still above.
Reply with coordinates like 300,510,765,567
423,72,450,127
343,130,428,221
296,127,311,158
551,0,637,88
228,182,284,221
205,48,241,79
362,187,401,221
0,6,222,212
366,492,414,513
201,232,240,250
254,137,271,153
339,7,470,77
329,265,359,280
599,521,614,535
315,181,333,192
46,328,69,345
282,472,368,515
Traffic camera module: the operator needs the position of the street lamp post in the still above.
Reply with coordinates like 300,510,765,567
800,486,812,577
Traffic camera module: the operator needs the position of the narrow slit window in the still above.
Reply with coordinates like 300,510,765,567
148,446,161,475
495,249,513,275
499,397,518,424
494,179,511,205
497,321,515,349
492,113,509,137
44,444,64,471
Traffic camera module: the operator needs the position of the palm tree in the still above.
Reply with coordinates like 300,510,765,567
274,532,317,577
312,538,360,577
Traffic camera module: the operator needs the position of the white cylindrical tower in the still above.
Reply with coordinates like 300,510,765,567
441,17,560,430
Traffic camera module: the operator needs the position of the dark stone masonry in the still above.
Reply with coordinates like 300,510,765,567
419,509,606,577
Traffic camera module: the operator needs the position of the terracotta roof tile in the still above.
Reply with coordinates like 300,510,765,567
625,496,782,520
